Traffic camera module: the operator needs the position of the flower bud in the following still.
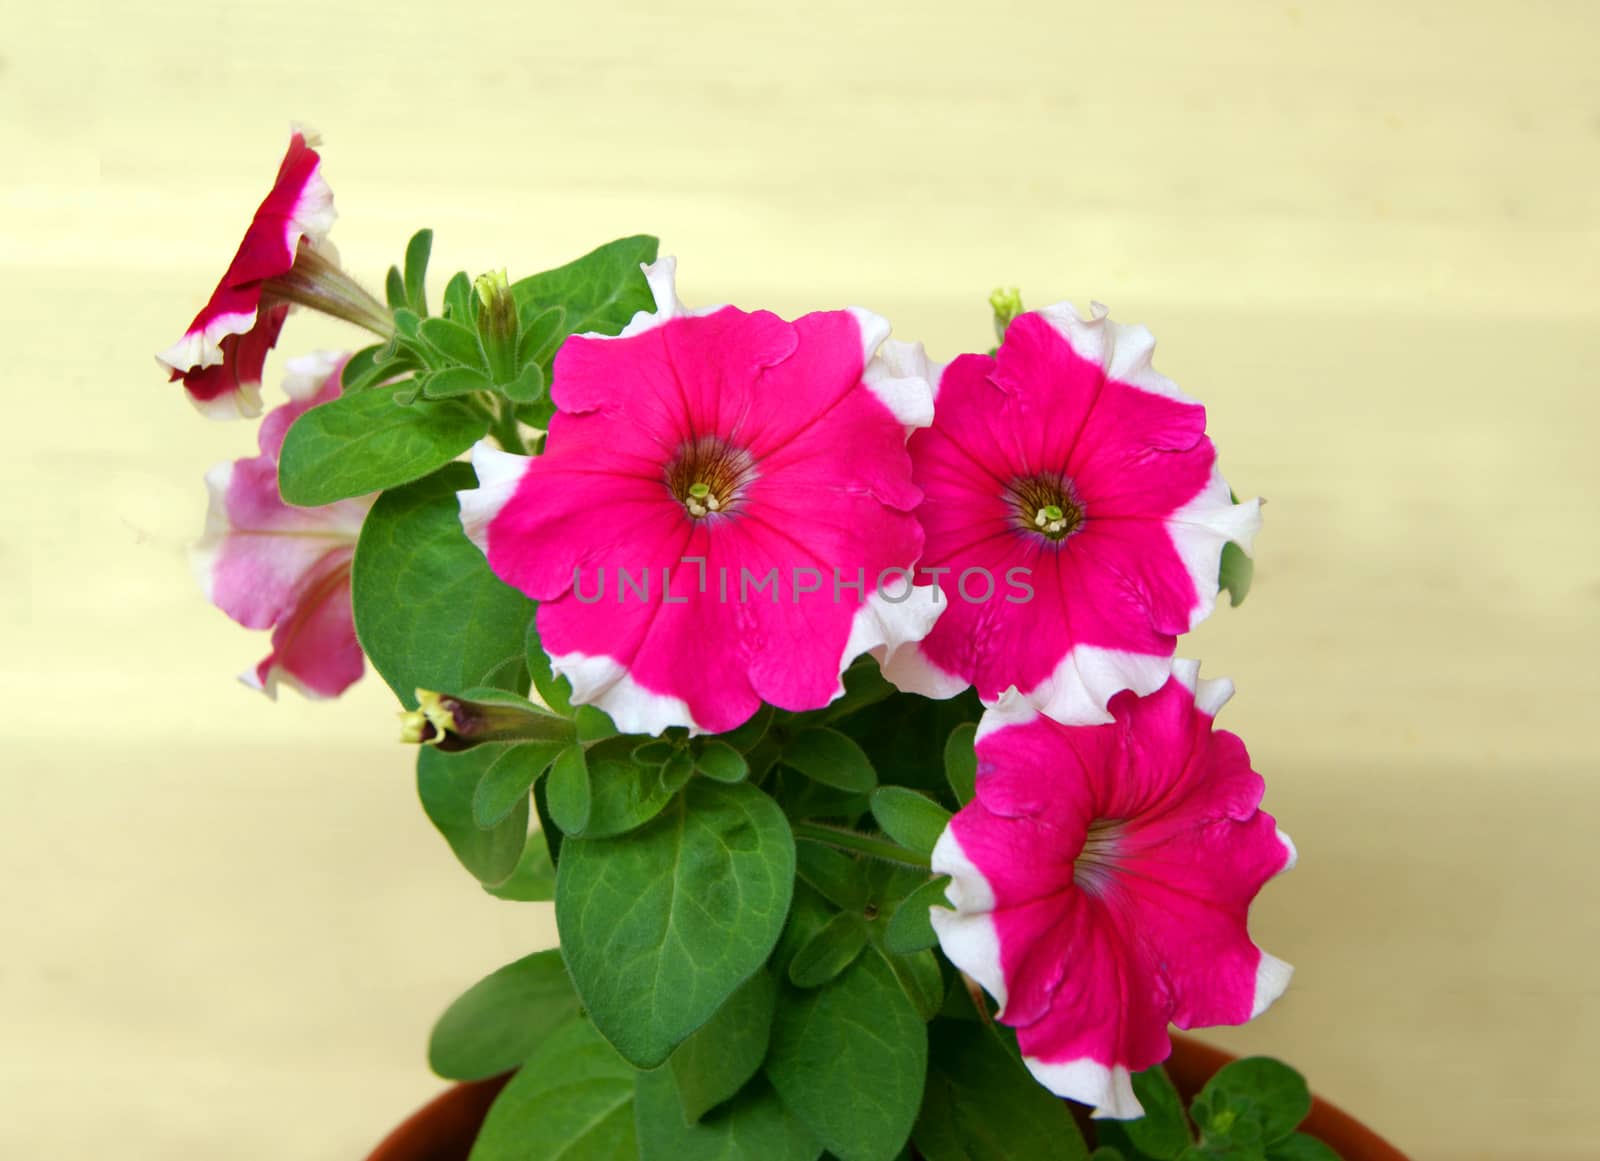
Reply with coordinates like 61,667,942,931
401,688,574,751
988,287,1025,344
474,269,520,385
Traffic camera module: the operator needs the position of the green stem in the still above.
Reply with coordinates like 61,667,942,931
791,821,931,870
491,398,527,454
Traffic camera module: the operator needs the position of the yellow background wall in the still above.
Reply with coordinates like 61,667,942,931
5,1,1596,1156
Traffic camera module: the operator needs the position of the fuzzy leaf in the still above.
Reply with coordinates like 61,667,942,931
483,828,557,901
403,228,432,315
637,1069,821,1161
473,741,565,829
782,728,877,794
419,315,488,369
547,744,593,836
1192,1057,1311,1147
510,235,659,341
695,740,749,784
668,968,779,1123
1219,541,1255,608
469,1017,636,1161
913,1018,1088,1161
765,952,926,1161
868,788,951,856
279,383,488,506
557,780,795,1068
943,724,978,806
420,365,492,399
429,949,579,1081
417,744,528,885
351,463,536,709
788,912,869,989
883,876,951,955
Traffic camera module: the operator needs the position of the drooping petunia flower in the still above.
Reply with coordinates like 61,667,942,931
885,303,1261,725
156,129,390,419
929,661,1295,1118
192,352,374,697
458,259,942,735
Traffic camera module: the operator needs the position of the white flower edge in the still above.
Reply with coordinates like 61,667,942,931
457,441,533,556
545,650,702,736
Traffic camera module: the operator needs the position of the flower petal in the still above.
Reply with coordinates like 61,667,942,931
931,668,1294,1118
158,129,336,418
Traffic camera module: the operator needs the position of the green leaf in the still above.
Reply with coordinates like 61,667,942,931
638,1069,821,1161
419,316,488,370
1192,1058,1312,1148
518,305,568,365
581,735,695,838
668,968,779,1123
404,228,433,315
839,689,981,795
501,361,547,404
428,949,579,1080
557,780,795,1068
475,650,530,694
943,723,978,806
721,705,774,754
279,384,489,506
420,365,492,399
876,947,944,1023
417,744,528,885
765,952,927,1161
385,265,406,310
782,728,877,794
339,344,387,393
794,841,868,911
576,705,619,742
1123,1066,1194,1159
547,744,593,835
633,740,676,766
351,463,536,708
443,270,477,323
788,912,869,989
1219,541,1255,608
868,788,951,856
483,827,557,901
473,740,565,829
882,876,951,955
526,619,575,716
695,741,749,784
510,234,660,341
1265,1133,1341,1161
913,1018,1088,1161
469,1017,636,1161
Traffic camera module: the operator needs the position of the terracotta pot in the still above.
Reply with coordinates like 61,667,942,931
366,1033,1407,1161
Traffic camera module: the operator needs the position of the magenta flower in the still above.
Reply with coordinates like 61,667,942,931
156,129,388,419
458,260,940,734
929,661,1294,1118
192,352,374,697
886,303,1261,725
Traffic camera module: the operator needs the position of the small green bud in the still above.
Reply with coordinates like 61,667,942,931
473,269,521,386
989,287,1025,344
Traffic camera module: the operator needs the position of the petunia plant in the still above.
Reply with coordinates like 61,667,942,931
161,130,1339,1161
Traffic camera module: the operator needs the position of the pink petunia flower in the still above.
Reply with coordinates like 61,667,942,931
192,352,374,697
458,259,942,735
156,129,388,419
929,660,1295,1118
886,303,1261,725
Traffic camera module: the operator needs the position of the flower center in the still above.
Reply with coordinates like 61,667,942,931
1006,473,1085,541
1072,818,1123,895
665,436,755,519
